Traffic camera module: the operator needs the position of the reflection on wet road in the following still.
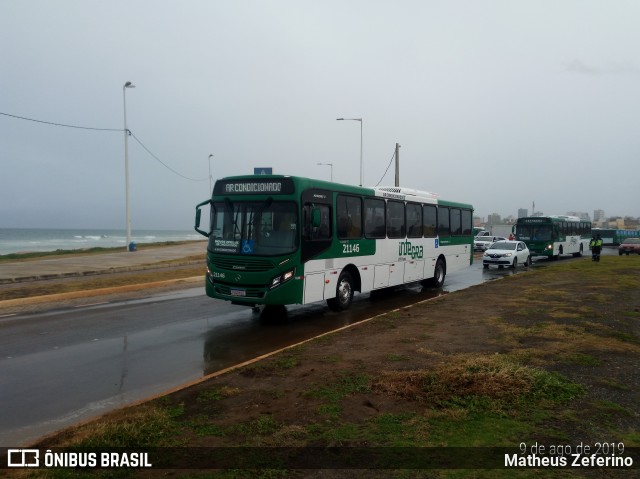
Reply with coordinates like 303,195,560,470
0,250,609,446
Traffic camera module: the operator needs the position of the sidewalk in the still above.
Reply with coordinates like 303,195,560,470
0,241,207,284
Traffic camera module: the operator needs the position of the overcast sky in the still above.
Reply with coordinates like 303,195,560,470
2,0,639,230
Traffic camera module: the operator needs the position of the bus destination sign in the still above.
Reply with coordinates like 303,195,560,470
214,178,294,195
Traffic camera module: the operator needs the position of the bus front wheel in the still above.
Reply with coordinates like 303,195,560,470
327,271,354,311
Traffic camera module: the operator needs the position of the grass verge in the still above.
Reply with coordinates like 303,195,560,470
0,265,203,301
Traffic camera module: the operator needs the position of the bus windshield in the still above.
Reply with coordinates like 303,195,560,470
516,224,553,241
209,200,298,256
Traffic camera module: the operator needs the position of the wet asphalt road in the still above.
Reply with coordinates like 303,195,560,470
0,250,616,446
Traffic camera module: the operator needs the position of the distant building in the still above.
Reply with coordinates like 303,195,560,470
593,209,605,223
518,208,528,218
606,217,625,229
567,211,591,221
624,217,640,229
487,213,501,225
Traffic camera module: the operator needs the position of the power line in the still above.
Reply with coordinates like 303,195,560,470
374,149,397,187
129,131,208,182
0,111,122,131
1,110,207,182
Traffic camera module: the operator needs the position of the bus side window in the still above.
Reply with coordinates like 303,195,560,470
386,200,405,238
462,209,472,235
423,204,437,237
438,207,450,236
305,203,331,241
365,198,386,238
337,195,362,240
337,216,348,238
450,208,462,235
319,208,330,238
407,203,422,238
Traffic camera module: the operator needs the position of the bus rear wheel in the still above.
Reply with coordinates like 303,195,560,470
423,258,446,288
327,271,354,311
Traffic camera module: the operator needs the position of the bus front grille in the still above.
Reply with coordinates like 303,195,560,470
214,284,265,299
212,257,274,272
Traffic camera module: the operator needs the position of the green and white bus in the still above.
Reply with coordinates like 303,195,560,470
194,175,474,311
591,228,640,246
514,215,592,260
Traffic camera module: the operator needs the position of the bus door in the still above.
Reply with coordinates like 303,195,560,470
301,189,333,305
301,189,333,264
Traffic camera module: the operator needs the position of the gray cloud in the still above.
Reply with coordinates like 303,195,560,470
1,0,639,230
566,59,639,76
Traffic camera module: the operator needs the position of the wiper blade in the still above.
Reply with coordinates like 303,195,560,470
223,198,242,237
249,197,273,227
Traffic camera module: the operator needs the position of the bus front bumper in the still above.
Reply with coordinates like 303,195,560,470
205,273,302,306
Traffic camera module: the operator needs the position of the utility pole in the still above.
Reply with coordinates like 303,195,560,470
208,154,214,195
123,81,136,252
394,143,401,187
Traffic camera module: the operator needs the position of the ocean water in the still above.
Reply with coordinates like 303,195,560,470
0,228,204,256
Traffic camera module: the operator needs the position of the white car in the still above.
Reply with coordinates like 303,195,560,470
483,240,531,269
474,235,506,251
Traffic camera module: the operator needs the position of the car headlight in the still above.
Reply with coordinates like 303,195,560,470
504,253,512,257
270,269,295,289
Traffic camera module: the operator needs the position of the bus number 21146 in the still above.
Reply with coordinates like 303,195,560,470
342,243,360,254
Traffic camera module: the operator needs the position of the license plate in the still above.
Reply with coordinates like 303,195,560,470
230,289,246,297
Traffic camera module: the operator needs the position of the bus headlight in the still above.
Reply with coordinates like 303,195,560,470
270,269,295,289
545,244,553,250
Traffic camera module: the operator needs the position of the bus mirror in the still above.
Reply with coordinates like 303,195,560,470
311,208,321,228
194,200,212,237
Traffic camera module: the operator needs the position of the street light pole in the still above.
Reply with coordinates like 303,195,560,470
316,162,333,181
336,117,363,186
208,154,214,194
123,81,135,252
